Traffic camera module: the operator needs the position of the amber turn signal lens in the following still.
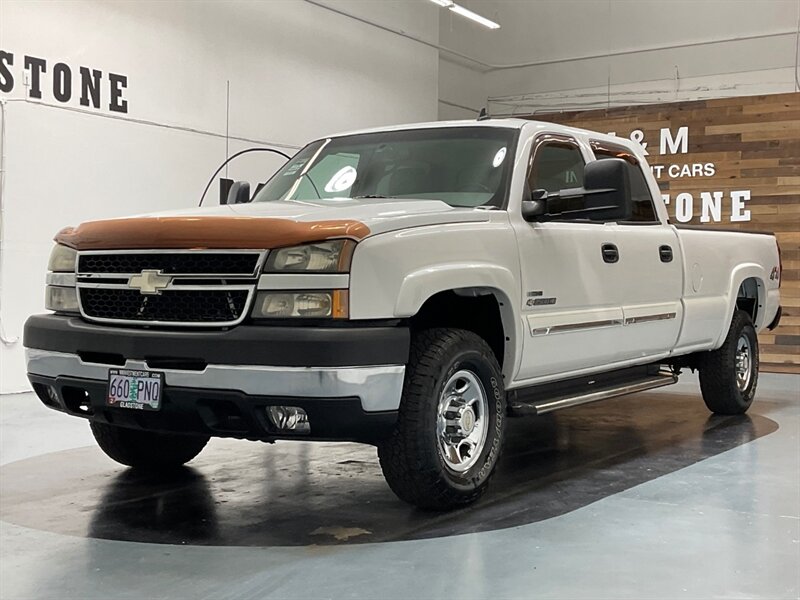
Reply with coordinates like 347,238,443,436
332,290,349,319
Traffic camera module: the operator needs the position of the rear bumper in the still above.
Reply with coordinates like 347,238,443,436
24,314,409,443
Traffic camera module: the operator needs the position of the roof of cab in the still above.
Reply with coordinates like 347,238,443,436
327,118,531,138
325,118,628,148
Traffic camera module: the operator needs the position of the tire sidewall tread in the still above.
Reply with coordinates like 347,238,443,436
379,327,506,510
698,310,759,415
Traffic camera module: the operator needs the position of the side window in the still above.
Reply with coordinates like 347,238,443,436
529,142,585,194
592,145,658,223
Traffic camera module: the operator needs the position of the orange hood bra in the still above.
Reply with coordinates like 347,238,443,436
54,216,371,251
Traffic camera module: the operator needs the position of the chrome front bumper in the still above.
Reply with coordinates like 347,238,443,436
26,349,406,412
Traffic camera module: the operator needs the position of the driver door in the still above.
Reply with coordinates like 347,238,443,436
513,135,627,382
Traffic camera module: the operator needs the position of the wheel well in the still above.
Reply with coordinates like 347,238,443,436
736,278,760,324
410,290,506,366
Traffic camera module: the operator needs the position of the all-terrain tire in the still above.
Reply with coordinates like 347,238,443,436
378,328,506,510
698,310,759,415
90,422,209,470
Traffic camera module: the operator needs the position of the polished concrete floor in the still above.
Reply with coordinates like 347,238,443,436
1,372,798,599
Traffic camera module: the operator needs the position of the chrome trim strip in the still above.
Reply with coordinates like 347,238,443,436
531,319,623,337
624,312,677,325
26,349,406,412
257,273,350,290
76,282,254,291
46,273,76,287
530,312,677,336
533,374,678,414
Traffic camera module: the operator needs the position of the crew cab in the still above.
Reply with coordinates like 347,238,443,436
24,119,783,510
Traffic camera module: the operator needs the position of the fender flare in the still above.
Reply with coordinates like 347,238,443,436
394,263,522,381
714,263,767,347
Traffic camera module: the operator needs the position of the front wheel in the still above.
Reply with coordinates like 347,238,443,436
378,328,506,510
90,422,209,470
698,310,759,415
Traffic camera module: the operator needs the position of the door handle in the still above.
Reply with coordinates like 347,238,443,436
659,245,673,263
601,243,619,264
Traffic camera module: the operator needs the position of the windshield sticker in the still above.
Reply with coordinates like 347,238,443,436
492,147,507,168
283,160,308,176
324,166,358,193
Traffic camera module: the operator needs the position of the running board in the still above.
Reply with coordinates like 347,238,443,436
509,372,678,416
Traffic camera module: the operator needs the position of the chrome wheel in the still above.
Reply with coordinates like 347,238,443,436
436,369,489,473
735,333,753,391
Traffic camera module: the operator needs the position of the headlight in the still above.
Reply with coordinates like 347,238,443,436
45,286,79,313
251,290,348,319
48,244,77,272
265,240,354,273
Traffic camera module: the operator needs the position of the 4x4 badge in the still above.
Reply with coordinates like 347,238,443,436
128,269,172,295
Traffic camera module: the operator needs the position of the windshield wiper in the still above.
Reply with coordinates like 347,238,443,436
352,194,392,199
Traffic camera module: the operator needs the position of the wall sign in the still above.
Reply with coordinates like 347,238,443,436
535,91,800,371
610,126,751,223
0,50,128,113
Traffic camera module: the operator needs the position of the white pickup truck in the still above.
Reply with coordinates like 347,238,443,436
24,119,782,510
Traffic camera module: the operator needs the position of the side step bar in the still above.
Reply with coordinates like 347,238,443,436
509,372,678,416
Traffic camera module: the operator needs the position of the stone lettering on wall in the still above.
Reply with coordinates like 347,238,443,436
0,50,128,113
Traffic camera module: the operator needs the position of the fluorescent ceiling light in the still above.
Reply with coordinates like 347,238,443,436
448,4,500,29
429,0,500,29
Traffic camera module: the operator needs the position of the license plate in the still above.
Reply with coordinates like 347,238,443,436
107,369,163,411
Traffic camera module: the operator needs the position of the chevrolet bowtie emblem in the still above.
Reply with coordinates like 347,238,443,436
128,269,172,295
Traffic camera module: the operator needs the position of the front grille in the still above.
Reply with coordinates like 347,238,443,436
80,288,249,324
76,250,262,326
78,253,259,275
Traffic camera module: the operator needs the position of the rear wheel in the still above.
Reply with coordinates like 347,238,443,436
698,310,759,415
90,422,209,470
378,328,506,510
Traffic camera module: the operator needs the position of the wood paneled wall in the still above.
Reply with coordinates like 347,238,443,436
532,92,800,373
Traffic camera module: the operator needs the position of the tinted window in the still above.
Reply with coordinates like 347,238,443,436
593,149,658,222
529,143,584,193
253,127,518,208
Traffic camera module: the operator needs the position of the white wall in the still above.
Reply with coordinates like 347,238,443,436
437,0,799,118
0,0,439,393
3,0,797,392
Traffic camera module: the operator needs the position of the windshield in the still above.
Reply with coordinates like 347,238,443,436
252,127,518,208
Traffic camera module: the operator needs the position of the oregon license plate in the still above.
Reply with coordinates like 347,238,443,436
107,369,163,411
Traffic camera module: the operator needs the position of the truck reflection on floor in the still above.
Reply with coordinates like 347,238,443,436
0,392,773,547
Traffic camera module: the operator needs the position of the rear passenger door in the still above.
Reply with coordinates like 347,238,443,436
590,141,683,361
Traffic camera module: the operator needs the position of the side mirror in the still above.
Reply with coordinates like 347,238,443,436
226,181,251,205
521,188,548,222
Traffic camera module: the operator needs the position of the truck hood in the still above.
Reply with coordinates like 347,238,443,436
55,198,493,251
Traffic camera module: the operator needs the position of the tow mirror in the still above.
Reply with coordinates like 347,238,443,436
525,159,633,222
577,158,633,221
225,181,251,205
521,188,548,222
